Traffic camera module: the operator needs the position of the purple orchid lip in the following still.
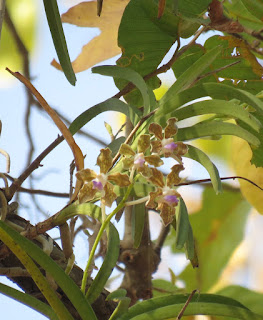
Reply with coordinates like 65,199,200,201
164,142,177,151
134,157,145,167
163,195,179,205
92,180,103,191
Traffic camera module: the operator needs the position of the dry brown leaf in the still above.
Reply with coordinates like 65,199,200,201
51,0,129,73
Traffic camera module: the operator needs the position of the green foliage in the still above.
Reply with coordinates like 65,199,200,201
43,0,76,85
179,188,251,292
216,286,263,319
2,0,263,318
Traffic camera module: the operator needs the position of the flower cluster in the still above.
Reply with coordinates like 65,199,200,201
75,118,188,226
76,148,130,207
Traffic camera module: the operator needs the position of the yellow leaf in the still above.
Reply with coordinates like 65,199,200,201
51,0,129,73
232,137,263,214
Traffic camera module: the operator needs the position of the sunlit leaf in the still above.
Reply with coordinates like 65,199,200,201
232,137,263,214
0,283,58,320
86,224,120,304
216,285,263,319
0,0,36,84
116,0,200,106
117,292,263,320
179,188,251,292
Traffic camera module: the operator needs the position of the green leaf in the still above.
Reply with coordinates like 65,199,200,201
0,282,59,320
107,289,128,301
176,121,259,147
92,65,156,114
172,99,261,132
132,202,146,249
152,279,179,297
179,188,251,292
107,137,126,157
69,98,142,135
172,36,263,82
224,0,263,31
174,198,190,250
241,0,263,21
176,0,212,18
0,223,74,320
43,0,76,85
117,293,263,320
116,0,200,106
0,221,97,320
200,82,263,166
216,285,263,319
185,144,222,194
86,224,120,304
157,45,222,113
184,223,196,263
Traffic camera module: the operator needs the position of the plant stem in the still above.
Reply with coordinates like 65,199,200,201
81,182,136,294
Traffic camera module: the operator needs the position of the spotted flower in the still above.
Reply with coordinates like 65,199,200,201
119,134,163,177
146,165,184,226
149,118,188,163
76,148,130,207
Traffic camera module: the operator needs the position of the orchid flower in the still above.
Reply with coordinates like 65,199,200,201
76,148,130,207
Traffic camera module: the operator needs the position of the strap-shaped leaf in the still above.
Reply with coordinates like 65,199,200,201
43,0,76,85
184,144,222,194
0,223,75,320
69,98,142,135
132,202,146,249
117,293,263,320
92,65,156,114
0,221,97,320
158,46,222,112
176,121,259,147
172,99,261,132
86,223,120,304
107,289,131,320
174,198,190,250
184,223,195,262
0,282,59,320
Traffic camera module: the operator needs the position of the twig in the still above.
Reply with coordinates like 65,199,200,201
7,135,64,201
176,290,198,319
178,175,263,191
113,26,207,100
192,60,241,86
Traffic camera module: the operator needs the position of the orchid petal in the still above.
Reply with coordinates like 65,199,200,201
108,172,130,187
119,143,136,157
97,148,113,174
147,168,164,187
76,168,97,182
151,140,162,154
164,118,178,138
146,189,162,208
145,155,163,167
78,182,97,203
159,202,175,226
149,123,163,140
137,134,150,153
102,182,117,207
167,164,184,187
